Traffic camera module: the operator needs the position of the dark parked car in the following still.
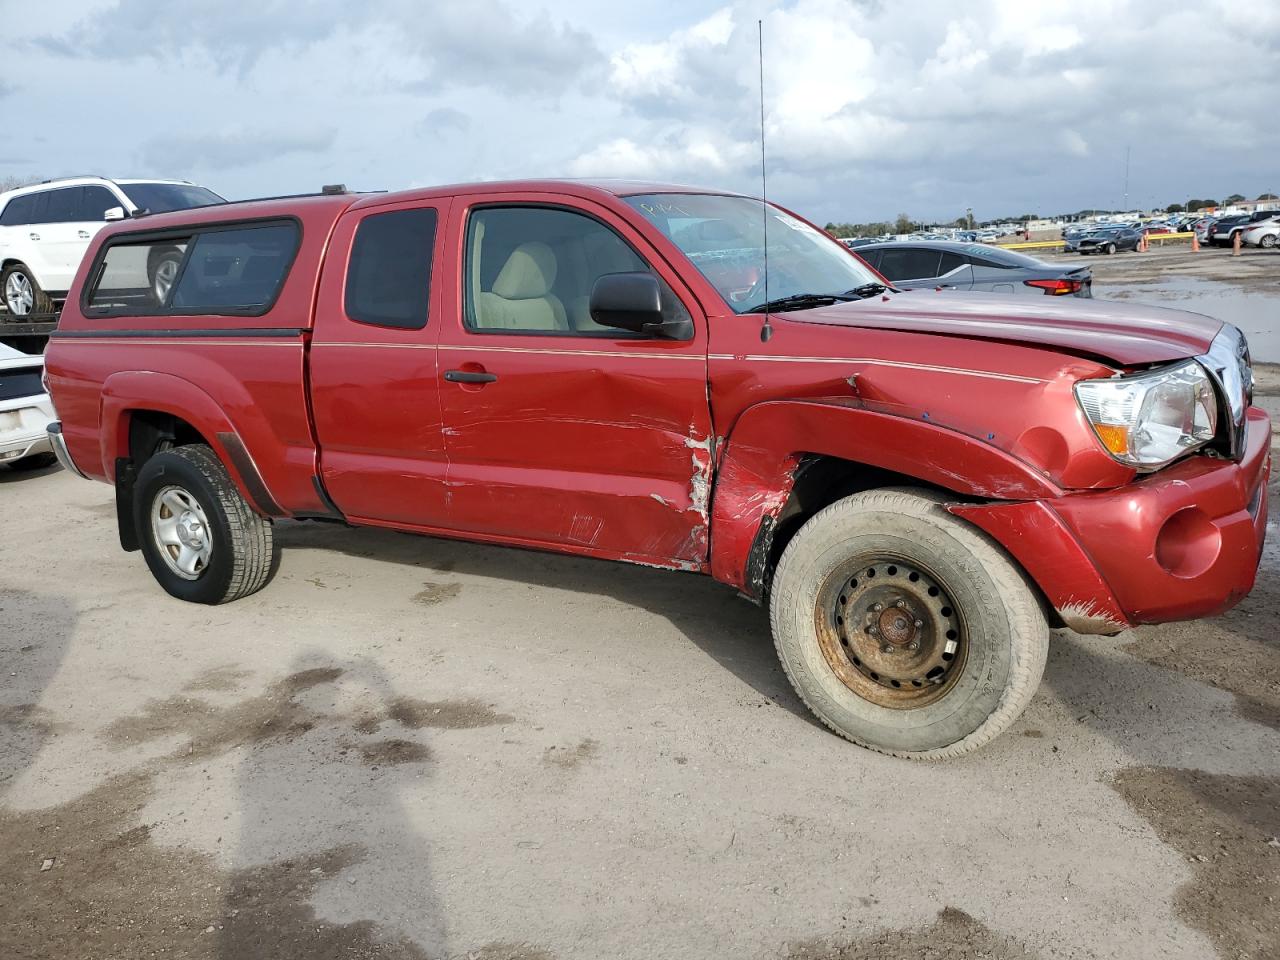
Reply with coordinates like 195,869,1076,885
1209,210,1280,246
858,240,1092,296
1076,227,1142,255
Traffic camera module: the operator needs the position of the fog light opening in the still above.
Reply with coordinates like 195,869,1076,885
1154,507,1222,579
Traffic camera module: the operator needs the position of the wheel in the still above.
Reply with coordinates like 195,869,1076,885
1,263,54,318
1104,243,1116,255
1260,234,1277,249
133,444,274,604
147,247,184,306
769,488,1049,759
6,452,57,471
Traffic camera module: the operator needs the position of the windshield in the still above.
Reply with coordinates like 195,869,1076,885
625,193,881,313
119,182,224,214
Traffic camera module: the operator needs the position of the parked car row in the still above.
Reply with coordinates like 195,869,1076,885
1203,210,1280,247
0,175,223,319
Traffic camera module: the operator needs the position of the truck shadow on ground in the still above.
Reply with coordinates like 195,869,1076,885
0,588,75,797
273,520,815,724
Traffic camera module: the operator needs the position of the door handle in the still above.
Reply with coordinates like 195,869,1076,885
29,232,40,241
78,230,91,239
444,369,498,384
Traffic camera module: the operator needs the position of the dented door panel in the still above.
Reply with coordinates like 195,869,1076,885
435,192,713,568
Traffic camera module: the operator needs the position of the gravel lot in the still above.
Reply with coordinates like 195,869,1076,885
3,248,1278,960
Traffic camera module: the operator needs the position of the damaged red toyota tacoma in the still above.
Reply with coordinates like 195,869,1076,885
44,181,1269,758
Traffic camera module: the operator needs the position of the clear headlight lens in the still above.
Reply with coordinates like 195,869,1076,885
1075,360,1218,469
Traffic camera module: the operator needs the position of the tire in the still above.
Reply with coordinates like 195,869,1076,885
133,444,274,604
147,247,184,306
1,263,54,319
6,451,57,471
1104,243,1116,255
1260,234,1277,249
769,488,1049,759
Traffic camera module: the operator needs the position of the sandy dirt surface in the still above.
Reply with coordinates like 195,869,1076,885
3,258,1279,960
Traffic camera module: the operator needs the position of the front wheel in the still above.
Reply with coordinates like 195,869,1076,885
769,488,1049,759
134,444,275,604
1104,242,1116,255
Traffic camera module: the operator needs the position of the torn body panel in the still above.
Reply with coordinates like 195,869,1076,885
708,398,1062,598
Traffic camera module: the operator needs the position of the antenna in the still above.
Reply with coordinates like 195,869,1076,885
757,19,773,343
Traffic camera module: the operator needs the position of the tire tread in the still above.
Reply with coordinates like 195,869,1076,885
770,487,1048,760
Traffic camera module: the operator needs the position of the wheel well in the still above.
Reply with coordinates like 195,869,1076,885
116,411,211,553
752,455,967,599
127,410,209,465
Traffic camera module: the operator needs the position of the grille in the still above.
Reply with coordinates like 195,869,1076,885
0,368,44,402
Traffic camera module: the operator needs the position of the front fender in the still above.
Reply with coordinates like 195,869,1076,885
99,371,280,517
708,398,1062,596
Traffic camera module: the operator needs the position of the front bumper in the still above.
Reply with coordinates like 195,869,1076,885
952,409,1272,633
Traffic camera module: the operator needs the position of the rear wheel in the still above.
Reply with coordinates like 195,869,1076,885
2,263,54,318
769,488,1049,759
1260,234,1277,249
133,444,274,604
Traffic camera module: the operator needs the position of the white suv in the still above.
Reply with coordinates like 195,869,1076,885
0,176,223,318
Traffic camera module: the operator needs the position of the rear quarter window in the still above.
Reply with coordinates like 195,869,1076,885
85,219,299,317
345,208,437,329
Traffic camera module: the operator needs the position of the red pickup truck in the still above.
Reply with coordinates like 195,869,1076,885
44,180,1269,758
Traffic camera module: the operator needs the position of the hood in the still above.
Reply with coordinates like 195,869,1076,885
787,290,1221,366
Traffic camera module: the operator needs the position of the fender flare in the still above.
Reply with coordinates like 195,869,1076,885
99,370,281,517
708,398,1063,597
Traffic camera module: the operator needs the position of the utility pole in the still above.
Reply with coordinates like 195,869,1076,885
1122,146,1130,212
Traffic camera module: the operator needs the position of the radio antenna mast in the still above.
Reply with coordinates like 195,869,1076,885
757,19,773,343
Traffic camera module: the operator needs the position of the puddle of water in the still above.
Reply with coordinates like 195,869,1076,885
1096,277,1280,363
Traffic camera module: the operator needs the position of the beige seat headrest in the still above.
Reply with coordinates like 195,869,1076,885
492,242,557,300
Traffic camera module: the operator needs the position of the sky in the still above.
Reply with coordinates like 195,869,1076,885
3,0,1278,225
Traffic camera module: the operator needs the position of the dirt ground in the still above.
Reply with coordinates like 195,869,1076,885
3,256,1279,959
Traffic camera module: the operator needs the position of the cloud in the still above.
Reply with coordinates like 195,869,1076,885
41,0,599,96
140,128,337,173
420,107,472,137
8,0,1280,223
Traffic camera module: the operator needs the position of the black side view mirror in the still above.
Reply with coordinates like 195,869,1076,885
589,272,692,340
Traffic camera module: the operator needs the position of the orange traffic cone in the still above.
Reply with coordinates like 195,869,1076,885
1139,232,1148,252
1191,232,1200,252
1233,231,1242,256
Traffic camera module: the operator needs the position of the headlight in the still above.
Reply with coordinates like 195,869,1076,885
1075,360,1218,470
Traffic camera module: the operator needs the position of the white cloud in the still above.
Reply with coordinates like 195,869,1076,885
5,0,1279,222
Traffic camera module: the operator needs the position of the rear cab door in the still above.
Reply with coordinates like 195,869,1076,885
309,196,450,528
433,189,713,568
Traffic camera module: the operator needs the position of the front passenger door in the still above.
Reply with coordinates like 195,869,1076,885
435,197,712,568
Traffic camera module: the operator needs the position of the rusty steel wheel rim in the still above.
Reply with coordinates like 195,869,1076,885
815,557,967,709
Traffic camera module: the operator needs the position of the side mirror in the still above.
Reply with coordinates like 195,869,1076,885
589,272,692,340
104,206,126,221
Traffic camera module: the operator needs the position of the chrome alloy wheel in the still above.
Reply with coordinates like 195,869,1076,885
4,271,34,316
816,558,967,709
150,485,213,580
153,257,179,303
